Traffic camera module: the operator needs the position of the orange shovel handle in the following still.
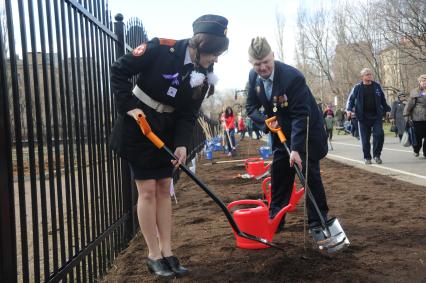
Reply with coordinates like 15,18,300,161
264,116,286,143
137,114,165,149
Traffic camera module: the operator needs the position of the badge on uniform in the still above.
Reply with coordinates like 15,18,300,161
162,73,180,86
167,87,178,98
132,43,147,56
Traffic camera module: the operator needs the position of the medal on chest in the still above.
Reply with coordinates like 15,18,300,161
279,94,288,108
272,96,278,113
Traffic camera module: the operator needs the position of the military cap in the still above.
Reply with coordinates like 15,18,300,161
248,37,272,59
193,14,228,37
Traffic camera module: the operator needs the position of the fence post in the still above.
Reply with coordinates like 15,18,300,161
113,13,135,241
0,22,18,283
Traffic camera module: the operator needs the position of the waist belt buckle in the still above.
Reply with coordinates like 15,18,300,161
155,103,165,113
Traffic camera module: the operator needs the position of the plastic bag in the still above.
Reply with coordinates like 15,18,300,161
401,131,411,147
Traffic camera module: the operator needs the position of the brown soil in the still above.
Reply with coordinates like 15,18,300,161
102,138,426,283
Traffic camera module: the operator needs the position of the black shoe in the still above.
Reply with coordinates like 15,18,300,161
364,158,372,165
146,257,175,278
164,256,189,277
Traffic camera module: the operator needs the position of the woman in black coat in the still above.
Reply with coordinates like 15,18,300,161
110,15,229,278
390,93,406,140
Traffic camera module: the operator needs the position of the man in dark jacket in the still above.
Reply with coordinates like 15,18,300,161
346,68,391,164
245,37,329,229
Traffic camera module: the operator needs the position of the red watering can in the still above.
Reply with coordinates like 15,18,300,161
227,200,293,249
262,177,305,212
244,157,271,178
227,182,305,249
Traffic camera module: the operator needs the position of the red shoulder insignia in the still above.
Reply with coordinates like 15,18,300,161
132,43,147,56
159,38,177,47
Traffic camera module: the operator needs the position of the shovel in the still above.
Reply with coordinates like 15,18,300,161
265,116,349,253
136,114,286,251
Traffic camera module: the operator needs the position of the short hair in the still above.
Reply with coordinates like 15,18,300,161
417,74,426,83
360,68,372,76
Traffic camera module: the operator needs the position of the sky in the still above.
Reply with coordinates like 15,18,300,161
107,0,303,91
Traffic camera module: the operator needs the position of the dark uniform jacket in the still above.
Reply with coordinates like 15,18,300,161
246,61,328,161
110,38,207,169
346,81,391,121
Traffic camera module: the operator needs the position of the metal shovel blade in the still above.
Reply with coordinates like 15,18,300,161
309,217,350,254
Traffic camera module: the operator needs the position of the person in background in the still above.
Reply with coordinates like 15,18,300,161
335,107,344,127
390,93,406,141
324,114,334,143
346,68,391,164
245,116,254,139
237,113,246,140
252,121,262,139
323,104,334,118
109,14,229,278
403,74,426,158
224,106,236,155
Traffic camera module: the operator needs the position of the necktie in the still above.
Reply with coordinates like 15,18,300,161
263,78,272,101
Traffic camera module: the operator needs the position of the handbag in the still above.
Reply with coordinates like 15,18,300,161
407,123,417,147
401,120,417,147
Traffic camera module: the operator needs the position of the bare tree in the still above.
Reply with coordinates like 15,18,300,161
380,0,426,63
296,5,340,105
376,0,426,92
342,1,386,83
275,8,286,61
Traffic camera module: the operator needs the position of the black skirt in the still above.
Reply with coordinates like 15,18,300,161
111,100,175,180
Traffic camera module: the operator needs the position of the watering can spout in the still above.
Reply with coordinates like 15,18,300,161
270,204,293,234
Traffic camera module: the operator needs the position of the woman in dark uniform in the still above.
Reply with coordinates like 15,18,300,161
110,14,229,278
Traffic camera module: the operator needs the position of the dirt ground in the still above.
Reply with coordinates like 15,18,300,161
102,138,426,283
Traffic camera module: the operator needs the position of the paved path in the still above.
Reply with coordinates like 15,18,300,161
326,133,426,187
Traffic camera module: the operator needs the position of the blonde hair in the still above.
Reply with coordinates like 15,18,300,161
417,74,426,83
360,68,372,76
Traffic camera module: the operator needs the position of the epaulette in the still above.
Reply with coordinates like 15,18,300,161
159,38,177,47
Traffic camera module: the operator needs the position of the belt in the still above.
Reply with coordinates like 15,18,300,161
133,85,174,113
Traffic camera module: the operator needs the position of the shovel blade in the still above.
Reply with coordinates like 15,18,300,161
309,217,350,254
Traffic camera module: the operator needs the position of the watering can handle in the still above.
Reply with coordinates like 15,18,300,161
244,157,263,169
137,114,165,149
227,199,267,211
262,177,271,192
265,116,286,143
262,177,272,203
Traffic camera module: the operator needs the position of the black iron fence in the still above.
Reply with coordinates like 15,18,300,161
0,1,212,282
